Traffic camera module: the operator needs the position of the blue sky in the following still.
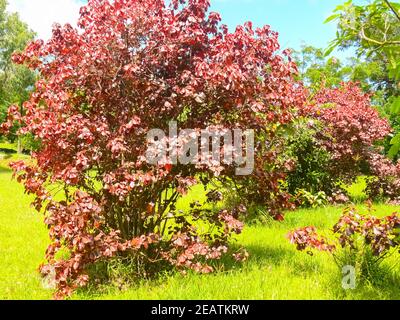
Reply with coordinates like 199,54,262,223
9,0,361,58
210,0,347,53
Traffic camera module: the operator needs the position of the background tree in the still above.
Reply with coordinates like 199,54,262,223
0,0,36,153
294,45,388,99
294,45,352,91
284,83,393,205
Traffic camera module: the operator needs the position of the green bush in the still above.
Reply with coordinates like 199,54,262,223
284,119,334,196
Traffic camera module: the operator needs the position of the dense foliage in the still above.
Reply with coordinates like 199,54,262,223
285,82,394,204
1,0,305,298
313,83,390,178
1,0,399,300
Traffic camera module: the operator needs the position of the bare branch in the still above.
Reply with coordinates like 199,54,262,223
383,0,400,22
360,26,400,46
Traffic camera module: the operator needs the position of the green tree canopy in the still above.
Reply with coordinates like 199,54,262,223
294,45,386,98
0,0,35,127
326,0,399,98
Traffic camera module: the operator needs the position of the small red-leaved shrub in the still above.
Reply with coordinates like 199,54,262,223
288,225,336,252
1,0,304,298
289,205,400,279
289,208,400,256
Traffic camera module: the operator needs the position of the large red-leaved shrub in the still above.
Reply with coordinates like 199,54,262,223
1,0,304,298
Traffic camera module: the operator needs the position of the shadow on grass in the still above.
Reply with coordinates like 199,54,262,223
77,245,400,300
77,245,306,298
0,148,16,155
222,244,325,277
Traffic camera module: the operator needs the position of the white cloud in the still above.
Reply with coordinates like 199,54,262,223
7,0,84,40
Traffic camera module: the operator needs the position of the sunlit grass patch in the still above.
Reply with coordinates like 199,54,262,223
0,166,400,300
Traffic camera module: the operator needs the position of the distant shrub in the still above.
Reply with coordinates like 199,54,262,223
313,83,391,183
284,118,337,199
293,189,329,208
285,83,394,205
365,153,400,203
21,133,41,153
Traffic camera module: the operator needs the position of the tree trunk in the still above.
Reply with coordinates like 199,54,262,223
17,103,23,154
17,136,22,154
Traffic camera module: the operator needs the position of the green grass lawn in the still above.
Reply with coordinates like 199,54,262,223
1,150,400,300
